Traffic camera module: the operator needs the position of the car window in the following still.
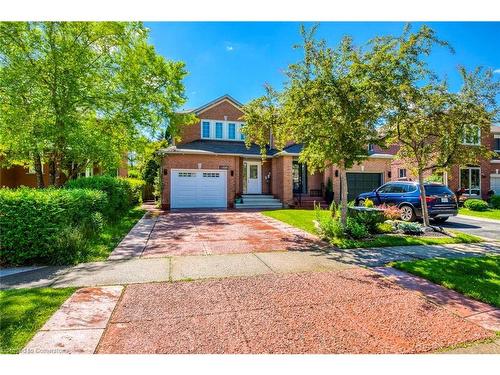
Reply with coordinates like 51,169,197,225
377,184,392,193
403,184,418,192
390,184,407,193
425,185,453,195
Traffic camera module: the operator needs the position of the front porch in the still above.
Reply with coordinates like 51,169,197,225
237,156,328,209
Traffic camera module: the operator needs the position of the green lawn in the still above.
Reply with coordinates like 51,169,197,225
262,209,482,249
392,256,500,307
0,288,75,354
83,206,145,262
459,208,500,221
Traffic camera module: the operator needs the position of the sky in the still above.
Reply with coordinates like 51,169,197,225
145,22,500,110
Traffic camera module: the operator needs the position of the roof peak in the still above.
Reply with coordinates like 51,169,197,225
192,94,243,115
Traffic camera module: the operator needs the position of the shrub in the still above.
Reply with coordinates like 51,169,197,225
121,177,146,205
348,207,385,234
345,217,370,239
66,176,137,220
490,195,500,209
364,198,374,208
0,188,108,265
376,222,393,234
314,205,344,239
463,198,489,212
378,204,402,220
397,221,424,235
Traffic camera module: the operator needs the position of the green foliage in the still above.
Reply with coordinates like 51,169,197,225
364,198,374,208
345,217,370,239
122,177,146,205
0,288,76,354
376,222,394,234
463,198,489,211
490,195,500,209
397,221,424,235
315,206,345,239
65,176,139,220
0,188,107,265
393,255,500,307
348,208,385,233
0,22,188,186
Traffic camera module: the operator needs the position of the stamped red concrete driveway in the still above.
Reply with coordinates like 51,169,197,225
97,268,492,354
142,211,320,257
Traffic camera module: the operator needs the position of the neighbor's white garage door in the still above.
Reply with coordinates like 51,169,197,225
491,176,500,195
171,169,227,209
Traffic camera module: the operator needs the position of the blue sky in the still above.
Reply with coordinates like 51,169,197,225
146,22,500,109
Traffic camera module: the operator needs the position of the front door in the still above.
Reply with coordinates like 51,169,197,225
246,161,262,194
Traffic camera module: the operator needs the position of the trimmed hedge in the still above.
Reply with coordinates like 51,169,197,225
65,176,140,220
122,178,146,206
0,188,108,266
463,198,489,212
490,195,500,209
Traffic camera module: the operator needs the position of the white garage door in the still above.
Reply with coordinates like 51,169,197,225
491,176,500,195
171,169,227,209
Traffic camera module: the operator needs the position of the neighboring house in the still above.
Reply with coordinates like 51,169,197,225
159,94,394,209
389,125,500,200
0,161,128,188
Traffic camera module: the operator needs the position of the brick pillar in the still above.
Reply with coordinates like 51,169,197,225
281,156,294,206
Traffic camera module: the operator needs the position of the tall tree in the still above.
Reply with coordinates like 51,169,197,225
389,68,498,226
244,25,389,224
0,22,188,187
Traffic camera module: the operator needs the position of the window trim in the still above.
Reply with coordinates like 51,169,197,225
462,126,481,146
215,122,223,139
199,119,245,141
459,166,481,197
228,123,236,140
398,168,407,179
494,135,500,152
202,121,211,139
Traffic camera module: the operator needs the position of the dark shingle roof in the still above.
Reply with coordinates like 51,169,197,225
174,140,277,156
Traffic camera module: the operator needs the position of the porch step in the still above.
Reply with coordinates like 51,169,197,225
236,194,283,209
294,198,329,209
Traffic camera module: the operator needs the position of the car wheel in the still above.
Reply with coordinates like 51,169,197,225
433,217,449,223
400,205,416,222
357,199,365,207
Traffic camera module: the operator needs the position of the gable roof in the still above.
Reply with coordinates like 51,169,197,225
189,94,243,116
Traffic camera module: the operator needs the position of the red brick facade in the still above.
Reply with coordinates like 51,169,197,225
161,96,500,209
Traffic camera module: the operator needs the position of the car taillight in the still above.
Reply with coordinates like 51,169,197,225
425,196,437,203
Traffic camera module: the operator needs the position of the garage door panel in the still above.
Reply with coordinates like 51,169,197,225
346,173,382,201
171,169,227,209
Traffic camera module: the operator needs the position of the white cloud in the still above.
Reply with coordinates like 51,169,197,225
225,45,234,52
494,69,500,74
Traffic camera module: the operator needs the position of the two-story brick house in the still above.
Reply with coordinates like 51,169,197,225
389,125,500,200
159,95,395,209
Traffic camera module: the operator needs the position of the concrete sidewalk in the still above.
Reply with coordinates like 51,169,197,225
2,241,499,289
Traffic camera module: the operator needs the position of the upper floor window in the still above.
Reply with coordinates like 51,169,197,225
199,119,244,141
368,144,374,152
228,123,236,139
494,136,500,152
215,122,223,139
398,168,407,178
462,126,481,146
202,121,210,138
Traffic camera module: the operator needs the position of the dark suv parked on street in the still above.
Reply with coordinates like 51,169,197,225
355,181,458,223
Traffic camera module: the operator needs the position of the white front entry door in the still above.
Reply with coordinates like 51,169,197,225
246,161,262,194
491,176,500,195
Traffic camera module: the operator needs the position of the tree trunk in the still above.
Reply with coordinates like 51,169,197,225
339,164,348,226
48,157,56,186
34,153,45,188
54,155,62,187
418,171,430,227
